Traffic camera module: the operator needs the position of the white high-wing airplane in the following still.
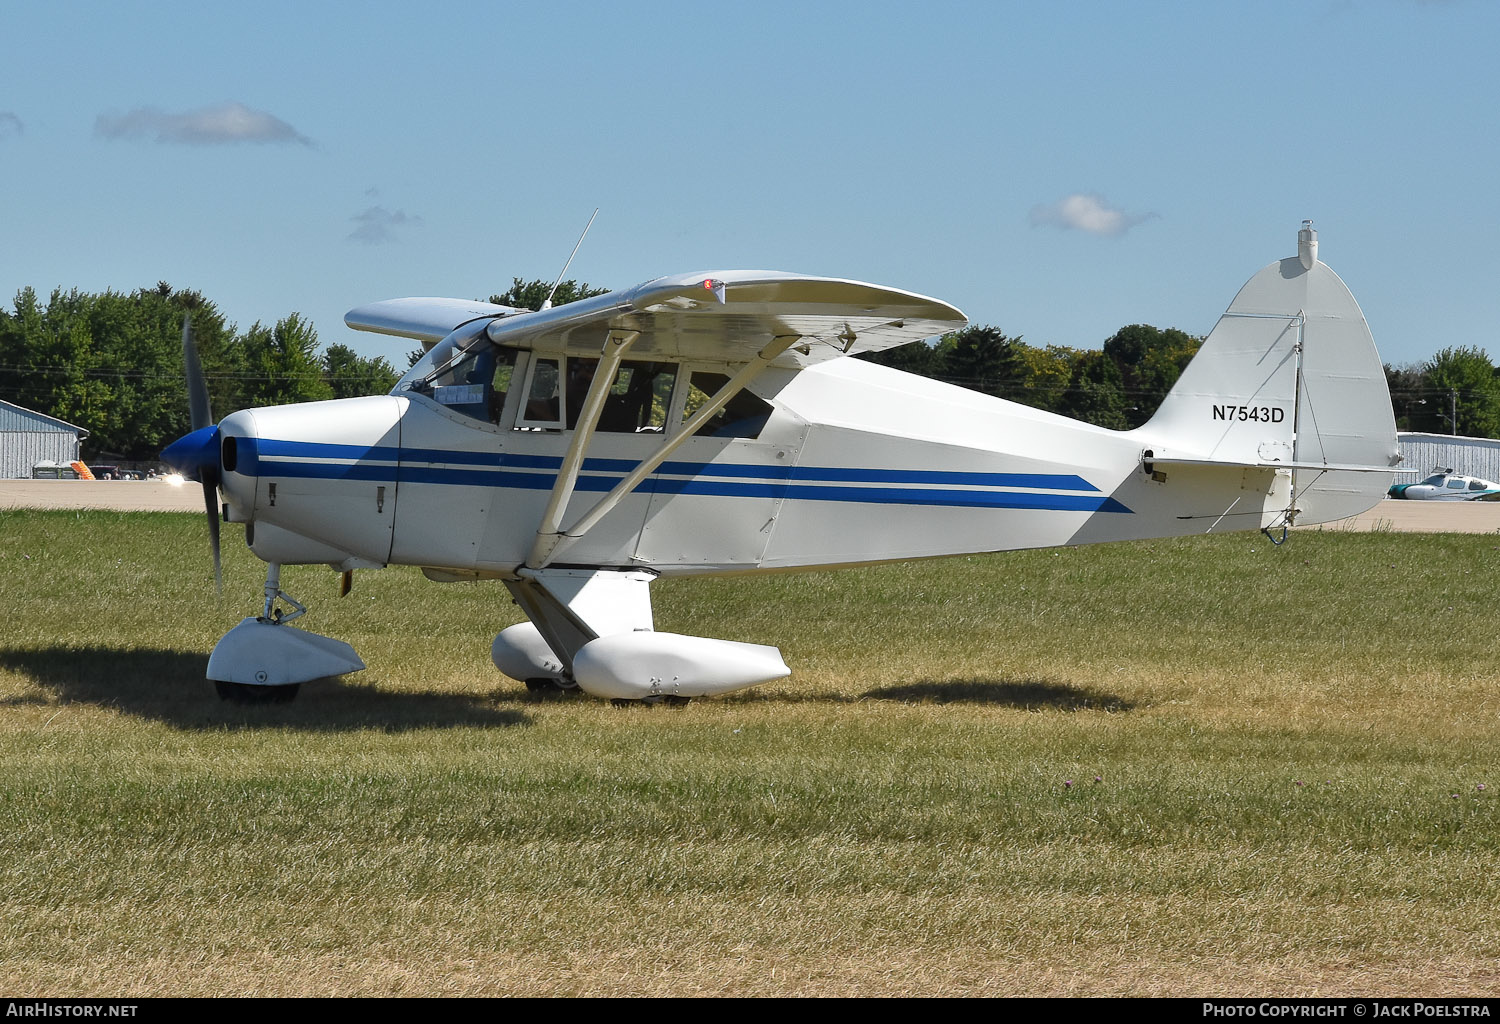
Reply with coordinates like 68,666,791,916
163,222,1400,704
1388,469,1500,501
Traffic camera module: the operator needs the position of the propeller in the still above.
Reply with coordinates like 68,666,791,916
162,314,222,592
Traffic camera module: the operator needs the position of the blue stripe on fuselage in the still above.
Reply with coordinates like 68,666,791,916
238,438,1131,513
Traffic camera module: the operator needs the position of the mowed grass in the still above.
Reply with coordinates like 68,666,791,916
1,509,1499,996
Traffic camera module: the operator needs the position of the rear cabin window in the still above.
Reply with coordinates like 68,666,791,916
1471,480,1488,491
598,361,676,433
684,372,774,438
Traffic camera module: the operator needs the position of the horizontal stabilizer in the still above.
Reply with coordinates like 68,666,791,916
1143,452,1400,474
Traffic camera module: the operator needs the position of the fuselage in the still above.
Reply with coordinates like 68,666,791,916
215,354,1307,577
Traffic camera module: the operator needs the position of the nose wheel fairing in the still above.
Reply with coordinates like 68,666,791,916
207,616,365,688
206,562,365,696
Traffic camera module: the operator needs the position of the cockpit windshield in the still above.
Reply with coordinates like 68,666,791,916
396,322,517,423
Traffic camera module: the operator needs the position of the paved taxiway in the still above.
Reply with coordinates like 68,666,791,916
1,479,206,512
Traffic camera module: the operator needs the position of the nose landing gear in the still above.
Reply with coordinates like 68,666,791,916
208,563,365,705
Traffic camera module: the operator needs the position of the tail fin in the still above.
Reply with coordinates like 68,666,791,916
1141,223,1400,524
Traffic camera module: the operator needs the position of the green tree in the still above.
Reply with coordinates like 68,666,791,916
1102,324,1201,427
1011,343,1079,413
101,285,241,458
241,313,334,408
855,340,939,376
0,288,94,427
1384,363,1428,432
1059,349,1129,429
938,325,1022,395
323,343,398,399
490,277,608,311
1420,347,1500,438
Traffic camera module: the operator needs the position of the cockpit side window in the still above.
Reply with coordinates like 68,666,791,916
1448,479,1467,489
520,357,564,428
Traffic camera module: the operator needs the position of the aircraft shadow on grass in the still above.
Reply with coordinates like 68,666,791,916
863,679,1136,711
0,646,528,732
479,675,1137,710
691,677,1136,710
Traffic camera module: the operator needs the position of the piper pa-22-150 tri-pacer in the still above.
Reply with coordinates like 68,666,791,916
162,222,1400,704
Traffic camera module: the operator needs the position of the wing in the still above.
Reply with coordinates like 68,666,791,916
484,271,965,366
344,297,524,346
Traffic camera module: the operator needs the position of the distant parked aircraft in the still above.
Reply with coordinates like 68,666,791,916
1388,468,1500,501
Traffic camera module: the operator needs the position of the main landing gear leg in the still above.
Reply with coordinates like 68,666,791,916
208,563,366,705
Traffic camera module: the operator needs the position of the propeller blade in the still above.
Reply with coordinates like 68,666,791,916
202,476,222,595
178,313,221,592
182,315,213,432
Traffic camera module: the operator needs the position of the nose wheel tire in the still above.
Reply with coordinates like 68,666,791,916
214,680,301,704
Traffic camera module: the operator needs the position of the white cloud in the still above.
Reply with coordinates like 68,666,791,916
94,102,311,146
348,206,422,245
1028,193,1157,237
0,112,22,139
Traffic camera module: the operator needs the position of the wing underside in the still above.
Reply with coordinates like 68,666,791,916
344,297,524,344
346,272,966,365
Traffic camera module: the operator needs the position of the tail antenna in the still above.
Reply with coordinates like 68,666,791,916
541,208,599,311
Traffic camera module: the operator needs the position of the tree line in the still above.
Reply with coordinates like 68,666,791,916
1383,347,1500,438
865,330,1500,440
859,323,1203,430
0,283,398,460
3,277,1497,462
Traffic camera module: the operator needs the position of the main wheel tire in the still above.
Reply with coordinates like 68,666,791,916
214,680,301,704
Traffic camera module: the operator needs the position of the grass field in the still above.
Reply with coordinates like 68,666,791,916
2,509,1498,996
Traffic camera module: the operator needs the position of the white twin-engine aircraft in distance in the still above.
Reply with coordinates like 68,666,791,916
162,222,1400,704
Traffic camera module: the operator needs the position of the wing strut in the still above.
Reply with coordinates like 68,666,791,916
524,334,801,571
527,329,640,569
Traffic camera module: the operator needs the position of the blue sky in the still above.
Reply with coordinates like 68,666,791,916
2,0,1496,368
